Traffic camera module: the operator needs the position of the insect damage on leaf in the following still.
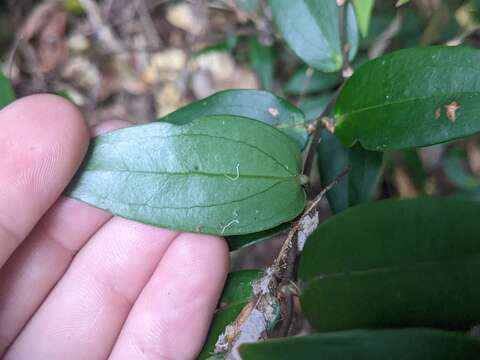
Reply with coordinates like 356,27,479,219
435,108,441,120
445,101,460,123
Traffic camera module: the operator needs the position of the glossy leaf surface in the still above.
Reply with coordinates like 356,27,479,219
299,197,480,331
285,67,341,95
317,131,382,213
269,0,359,72
67,116,306,236
240,328,480,360
161,89,308,149
198,270,262,360
335,46,480,150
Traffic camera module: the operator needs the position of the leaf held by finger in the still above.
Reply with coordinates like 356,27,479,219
66,115,306,236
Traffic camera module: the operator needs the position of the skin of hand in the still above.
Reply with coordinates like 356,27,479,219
0,95,229,360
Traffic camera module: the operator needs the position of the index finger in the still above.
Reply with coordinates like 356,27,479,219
0,94,89,267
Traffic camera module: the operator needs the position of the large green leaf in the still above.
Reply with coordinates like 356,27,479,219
353,0,374,37
299,197,480,331
317,131,383,213
239,328,480,359
67,116,306,236
161,89,308,149
199,270,262,360
269,0,359,72
0,70,15,109
335,46,480,150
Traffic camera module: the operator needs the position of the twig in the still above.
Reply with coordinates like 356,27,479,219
214,169,349,358
136,0,163,48
301,82,345,185
338,1,352,78
301,0,351,187
368,11,403,59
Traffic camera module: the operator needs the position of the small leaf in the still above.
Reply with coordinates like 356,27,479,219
353,0,374,37
248,37,274,91
269,0,359,72
226,222,290,251
67,116,306,236
335,46,480,150
285,67,341,95
239,328,480,359
299,197,480,331
0,70,15,109
317,131,383,213
198,270,263,360
161,89,308,149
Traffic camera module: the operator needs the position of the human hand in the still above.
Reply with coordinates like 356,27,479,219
0,95,229,360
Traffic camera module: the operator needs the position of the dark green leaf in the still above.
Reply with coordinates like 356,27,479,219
67,116,306,236
161,89,308,149
298,95,331,122
226,222,290,251
198,270,262,360
285,67,341,95
269,0,359,72
353,0,374,37
335,46,480,150
317,131,382,213
239,328,480,360
248,37,274,91
299,197,480,331
0,70,15,109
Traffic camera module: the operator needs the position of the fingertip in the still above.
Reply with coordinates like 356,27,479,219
1,94,90,160
91,119,132,136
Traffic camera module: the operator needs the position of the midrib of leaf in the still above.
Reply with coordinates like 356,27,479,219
302,252,480,288
86,178,294,210
83,168,299,182
336,90,480,122
97,132,298,177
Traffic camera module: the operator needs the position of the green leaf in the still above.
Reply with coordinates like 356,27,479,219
239,328,480,359
0,70,15,109
298,95,331,122
299,197,480,331
285,67,341,95
335,46,480,150
248,37,274,91
353,0,374,37
67,116,306,236
198,270,262,360
396,0,411,6
269,0,359,72
161,89,308,149
317,131,383,213
226,222,290,251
